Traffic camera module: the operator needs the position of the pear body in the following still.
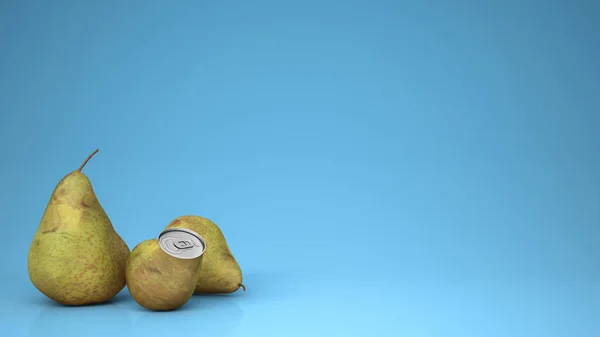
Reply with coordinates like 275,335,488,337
166,215,243,293
126,239,203,311
28,169,130,305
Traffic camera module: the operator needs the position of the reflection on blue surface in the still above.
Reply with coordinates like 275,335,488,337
1,0,599,336
4,275,600,336
29,293,134,337
24,289,246,337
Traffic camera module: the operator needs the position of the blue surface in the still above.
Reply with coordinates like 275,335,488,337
1,0,599,336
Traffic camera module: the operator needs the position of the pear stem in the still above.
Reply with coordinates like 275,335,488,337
239,283,246,291
78,149,99,172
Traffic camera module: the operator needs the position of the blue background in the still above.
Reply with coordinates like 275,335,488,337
1,0,599,336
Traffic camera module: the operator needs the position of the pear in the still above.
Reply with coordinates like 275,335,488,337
165,215,245,294
27,149,130,306
126,232,205,311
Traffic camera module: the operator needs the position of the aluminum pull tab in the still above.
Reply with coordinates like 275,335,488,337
174,240,193,249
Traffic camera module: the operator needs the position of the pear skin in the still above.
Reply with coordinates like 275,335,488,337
27,149,130,306
166,216,244,294
126,239,203,311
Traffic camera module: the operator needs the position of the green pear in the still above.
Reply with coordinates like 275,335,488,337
126,235,204,311
27,149,130,305
165,215,245,294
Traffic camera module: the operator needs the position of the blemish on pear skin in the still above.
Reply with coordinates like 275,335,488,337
145,266,162,275
42,227,58,234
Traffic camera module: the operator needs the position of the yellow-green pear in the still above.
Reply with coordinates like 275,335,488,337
165,215,244,294
27,149,130,305
126,228,205,311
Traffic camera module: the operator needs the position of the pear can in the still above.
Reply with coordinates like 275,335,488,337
125,228,206,311
165,215,245,294
158,228,207,259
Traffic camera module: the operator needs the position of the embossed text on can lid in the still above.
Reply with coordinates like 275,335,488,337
158,228,206,259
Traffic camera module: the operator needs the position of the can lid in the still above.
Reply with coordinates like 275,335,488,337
158,228,206,259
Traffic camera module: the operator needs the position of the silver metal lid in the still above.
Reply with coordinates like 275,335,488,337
158,228,206,259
